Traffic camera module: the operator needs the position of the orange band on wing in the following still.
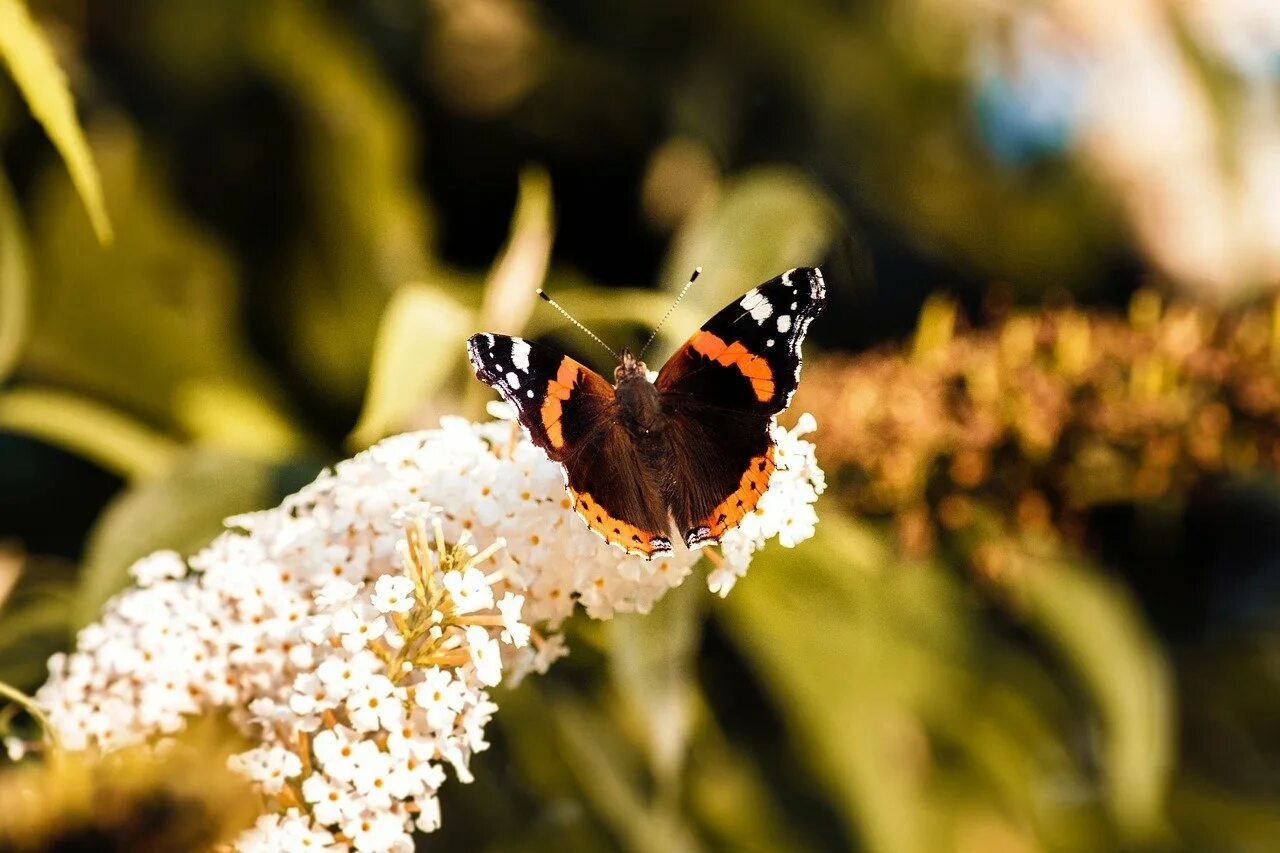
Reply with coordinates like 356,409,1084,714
689,447,776,545
689,331,775,402
539,358,581,449
570,488,672,558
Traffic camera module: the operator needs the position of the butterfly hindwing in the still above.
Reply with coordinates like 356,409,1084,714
466,333,672,558
656,267,825,548
563,423,674,559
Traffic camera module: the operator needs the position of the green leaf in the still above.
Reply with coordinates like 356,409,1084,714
251,0,437,404
1016,558,1174,843
0,594,71,692
609,570,703,795
73,451,279,630
0,387,180,480
490,685,619,851
686,709,804,853
0,551,76,693
23,123,293,434
0,0,112,243
550,693,703,853
348,284,473,449
0,169,30,383
660,167,842,325
719,511,971,853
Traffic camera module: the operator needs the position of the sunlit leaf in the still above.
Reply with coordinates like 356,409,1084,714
0,387,179,480
609,569,702,792
0,0,111,243
348,284,473,450
0,170,29,384
660,167,842,328
0,545,18,611
173,379,308,462
477,166,555,336
73,451,279,630
1016,558,1174,843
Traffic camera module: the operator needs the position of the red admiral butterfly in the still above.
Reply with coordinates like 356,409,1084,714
467,267,825,559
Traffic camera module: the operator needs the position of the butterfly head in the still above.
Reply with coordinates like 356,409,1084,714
613,348,650,385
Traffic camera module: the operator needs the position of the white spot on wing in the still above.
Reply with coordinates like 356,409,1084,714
767,339,775,347
776,315,792,333
526,389,534,398
505,371,521,389
740,289,773,324
510,339,531,370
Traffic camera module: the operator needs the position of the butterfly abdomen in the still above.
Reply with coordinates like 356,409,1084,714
614,373,665,437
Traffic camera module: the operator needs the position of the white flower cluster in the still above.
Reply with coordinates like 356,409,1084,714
712,413,825,595
35,414,823,850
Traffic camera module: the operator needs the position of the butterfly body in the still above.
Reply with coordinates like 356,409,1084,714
612,351,665,438
468,267,825,559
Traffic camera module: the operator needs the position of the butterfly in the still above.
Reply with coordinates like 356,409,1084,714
466,267,825,559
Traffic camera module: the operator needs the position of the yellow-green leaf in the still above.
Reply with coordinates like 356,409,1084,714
1017,559,1175,844
24,124,289,432
0,387,179,480
550,694,703,853
0,0,112,243
348,284,473,450
609,570,703,792
719,511,968,853
73,451,279,630
0,169,29,383
660,167,842,325
173,379,308,462
476,166,555,335
251,0,436,404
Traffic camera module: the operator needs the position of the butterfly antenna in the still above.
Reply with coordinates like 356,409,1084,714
536,289,620,360
638,267,701,358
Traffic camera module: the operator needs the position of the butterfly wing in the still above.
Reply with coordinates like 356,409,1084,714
655,267,825,548
466,334,673,558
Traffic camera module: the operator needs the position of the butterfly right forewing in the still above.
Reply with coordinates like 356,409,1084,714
656,267,825,547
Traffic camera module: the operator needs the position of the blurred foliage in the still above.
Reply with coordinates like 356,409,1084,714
0,722,258,851
798,292,1280,562
1,0,1280,851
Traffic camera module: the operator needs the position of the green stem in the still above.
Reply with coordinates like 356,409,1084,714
0,680,61,752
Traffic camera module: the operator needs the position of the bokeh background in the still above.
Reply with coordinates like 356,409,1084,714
2,0,1280,849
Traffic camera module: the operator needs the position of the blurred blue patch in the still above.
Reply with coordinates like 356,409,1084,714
971,27,1087,167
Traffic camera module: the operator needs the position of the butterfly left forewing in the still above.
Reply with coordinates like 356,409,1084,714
656,267,825,547
467,333,607,460
467,333,672,558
